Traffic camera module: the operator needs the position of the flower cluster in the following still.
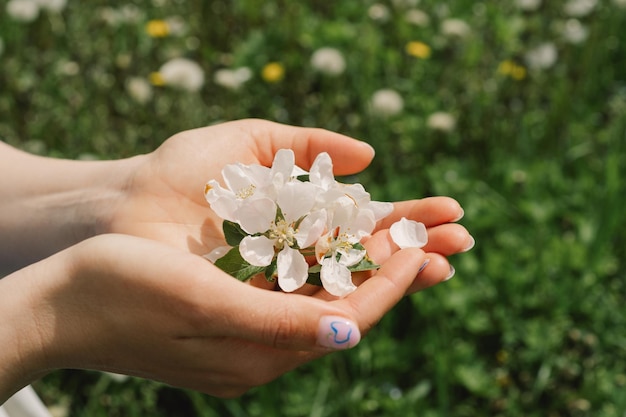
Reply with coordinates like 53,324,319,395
204,150,427,297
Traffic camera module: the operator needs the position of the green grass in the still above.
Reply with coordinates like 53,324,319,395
2,0,625,416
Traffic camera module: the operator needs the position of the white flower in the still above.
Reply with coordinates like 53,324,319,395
390,217,428,249
405,9,430,26
427,112,456,132
126,77,153,104
311,47,346,76
563,0,597,16
524,42,558,70
315,230,365,297
6,0,39,22
441,18,471,38
559,19,588,44
158,57,205,92
368,3,390,21
370,89,404,117
214,67,252,90
515,0,542,11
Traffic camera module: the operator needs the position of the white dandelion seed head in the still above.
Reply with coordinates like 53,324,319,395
370,89,404,117
126,77,153,104
524,42,558,70
559,19,589,44
34,0,67,13
368,3,390,21
441,18,471,38
6,0,40,22
310,47,346,76
214,67,253,90
426,112,457,132
563,0,597,16
405,9,430,27
159,57,205,92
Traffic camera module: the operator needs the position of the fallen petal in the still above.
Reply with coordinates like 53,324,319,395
390,217,428,249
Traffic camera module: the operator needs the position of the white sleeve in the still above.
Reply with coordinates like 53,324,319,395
1,386,52,417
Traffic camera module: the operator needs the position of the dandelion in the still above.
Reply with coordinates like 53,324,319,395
559,19,588,44
146,19,170,37
426,112,456,132
524,42,558,70
6,0,39,22
310,47,346,76
157,57,205,92
149,72,165,87
262,62,285,83
405,9,430,26
515,0,542,11
368,3,390,21
441,18,471,38
498,60,527,80
126,77,153,104
406,41,431,59
214,67,253,90
563,0,597,16
370,89,404,117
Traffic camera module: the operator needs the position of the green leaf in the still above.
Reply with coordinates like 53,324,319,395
223,221,248,246
264,259,278,282
348,255,380,272
214,246,266,281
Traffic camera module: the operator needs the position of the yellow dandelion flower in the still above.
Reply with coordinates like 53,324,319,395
262,62,285,83
149,71,165,86
406,41,431,59
498,60,527,80
146,19,170,38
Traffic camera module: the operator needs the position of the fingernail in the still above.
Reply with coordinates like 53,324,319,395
418,259,430,274
444,265,456,281
318,316,361,350
462,236,475,252
452,208,465,222
361,142,376,157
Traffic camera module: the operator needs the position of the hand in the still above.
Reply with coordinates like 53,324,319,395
0,233,432,401
105,119,472,286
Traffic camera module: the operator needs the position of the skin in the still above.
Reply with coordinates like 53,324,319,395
0,119,473,403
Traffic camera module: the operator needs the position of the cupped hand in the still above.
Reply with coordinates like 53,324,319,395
7,234,432,399
106,119,472,288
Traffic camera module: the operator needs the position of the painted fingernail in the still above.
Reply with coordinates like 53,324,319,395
317,316,361,350
418,259,430,274
462,236,475,252
444,265,456,281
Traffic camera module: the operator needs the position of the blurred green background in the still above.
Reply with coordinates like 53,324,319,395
2,0,625,416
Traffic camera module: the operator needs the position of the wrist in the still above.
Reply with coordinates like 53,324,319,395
0,154,145,274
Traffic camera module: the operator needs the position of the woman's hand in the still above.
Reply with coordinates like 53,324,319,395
0,233,432,402
105,119,472,286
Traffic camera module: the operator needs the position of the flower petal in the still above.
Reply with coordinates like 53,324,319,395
277,247,309,292
239,235,275,266
203,246,231,263
276,181,318,223
389,217,428,249
309,152,335,190
320,257,357,297
295,209,327,249
234,198,276,234
337,247,366,267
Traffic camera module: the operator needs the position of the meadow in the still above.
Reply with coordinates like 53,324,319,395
1,0,625,416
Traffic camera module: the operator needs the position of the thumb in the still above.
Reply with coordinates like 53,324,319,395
214,282,362,352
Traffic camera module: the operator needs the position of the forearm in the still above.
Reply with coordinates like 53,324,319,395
0,142,142,274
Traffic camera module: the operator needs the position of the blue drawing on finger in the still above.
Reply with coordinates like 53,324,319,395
330,320,352,345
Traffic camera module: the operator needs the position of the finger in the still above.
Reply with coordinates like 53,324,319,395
422,223,474,255
406,252,453,294
242,119,375,175
377,197,464,229
336,248,427,333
